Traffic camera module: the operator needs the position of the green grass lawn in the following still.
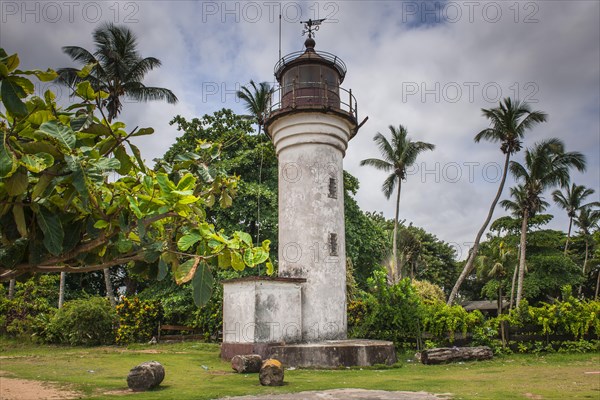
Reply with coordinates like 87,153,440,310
1,338,598,399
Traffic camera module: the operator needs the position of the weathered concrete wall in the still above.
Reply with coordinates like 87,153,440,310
222,278,303,344
269,112,354,341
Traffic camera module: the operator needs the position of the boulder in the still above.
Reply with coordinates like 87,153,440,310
127,361,165,391
232,354,262,373
259,359,284,386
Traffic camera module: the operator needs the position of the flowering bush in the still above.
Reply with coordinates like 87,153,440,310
116,297,162,344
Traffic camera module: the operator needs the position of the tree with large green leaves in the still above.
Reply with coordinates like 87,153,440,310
448,98,547,305
360,125,435,283
0,51,271,307
552,183,599,253
504,139,586,306
236,80,271,135
56,22,177,122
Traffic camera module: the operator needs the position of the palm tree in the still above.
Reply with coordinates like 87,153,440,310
573,207,600,277
552,184,599,253
57,22,178,122
360,125,435,283
447,98,547,305
237,80,272,135
507,139,586,306
500,185,543,308
57,23,177,305
476,241,515,315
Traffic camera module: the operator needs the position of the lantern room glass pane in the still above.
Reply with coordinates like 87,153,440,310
299,65,319,86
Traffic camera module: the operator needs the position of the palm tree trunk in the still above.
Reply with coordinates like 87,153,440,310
582,240,589,274
564,217,573,254
447,153,510,305
516,209,529,307
58,272,66,309
497,284,502,315
578,240,590,297
8,278,15,299
392,180,402,283
595,269,599,300
509,262,517,309
103,267,116,307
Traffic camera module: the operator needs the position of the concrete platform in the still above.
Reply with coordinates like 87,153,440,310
270,339,397,368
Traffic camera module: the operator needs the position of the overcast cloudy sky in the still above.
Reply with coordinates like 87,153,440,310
2,0,599,258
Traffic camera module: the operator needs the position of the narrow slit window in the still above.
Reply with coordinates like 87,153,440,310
328,177,337,199
329,233,338,256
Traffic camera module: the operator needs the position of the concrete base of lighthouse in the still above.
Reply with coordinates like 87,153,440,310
221,339,396,368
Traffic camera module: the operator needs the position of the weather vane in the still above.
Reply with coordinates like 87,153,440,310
300,18,326,38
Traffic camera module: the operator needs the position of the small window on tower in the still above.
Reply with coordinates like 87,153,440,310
328,177,337,199
329,233,338,256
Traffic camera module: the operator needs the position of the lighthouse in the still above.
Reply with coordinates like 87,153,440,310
264,22,358,341
221,21,395,367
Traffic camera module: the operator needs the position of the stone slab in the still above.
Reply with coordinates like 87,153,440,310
269,339,397,368
219,388,452,399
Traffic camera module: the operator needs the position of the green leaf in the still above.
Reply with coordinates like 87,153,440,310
231,251,245,271
128,143,146,173
132,127,154,137
93,220,109,229
174,256,200,284
65,155,89,206
36,120,76,151
114,145,133,175
4,54,19,72
37,207,63,256
4,168,28,196
1,78,28,117
127,195,143,219
75,81,96,100
266,261,274,275
235,231,253,247
262,239,271,252
191,261,214,307
178,230,202,251
220,192,232,208
0,139,17,178
157,255,169,281
32,173,53,199
33,69,58,82
28,110,54,126
12,205,27,238
218,249,232,268
11,76,34,95
176,173,196,191
20,153,54,173
76,63,95,78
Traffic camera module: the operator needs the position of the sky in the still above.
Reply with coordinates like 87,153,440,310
1,0,599,259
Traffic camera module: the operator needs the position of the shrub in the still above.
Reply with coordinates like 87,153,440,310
45,296,116,345
348,269,424,348
422,300,484,344
116,297,162,344
192,283,223,342
0,275,58,339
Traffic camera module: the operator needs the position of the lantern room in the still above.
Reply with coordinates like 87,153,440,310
266,35,358,127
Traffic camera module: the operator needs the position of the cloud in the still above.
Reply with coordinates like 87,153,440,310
2,0,598,257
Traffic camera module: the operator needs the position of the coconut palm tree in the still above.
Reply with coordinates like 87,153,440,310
573,207,600,277
552,184,599,253
500,185,543,308
57,22,177,305
447,98,547,305
507,139,586,306
476,241,515,315
360,125,435,283
237,80,272,135
57,22,178,122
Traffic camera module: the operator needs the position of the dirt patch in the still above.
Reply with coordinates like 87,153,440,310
0,375,84,400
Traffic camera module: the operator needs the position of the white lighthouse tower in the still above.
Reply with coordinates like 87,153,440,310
221,22,395,367
264,23,358,341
